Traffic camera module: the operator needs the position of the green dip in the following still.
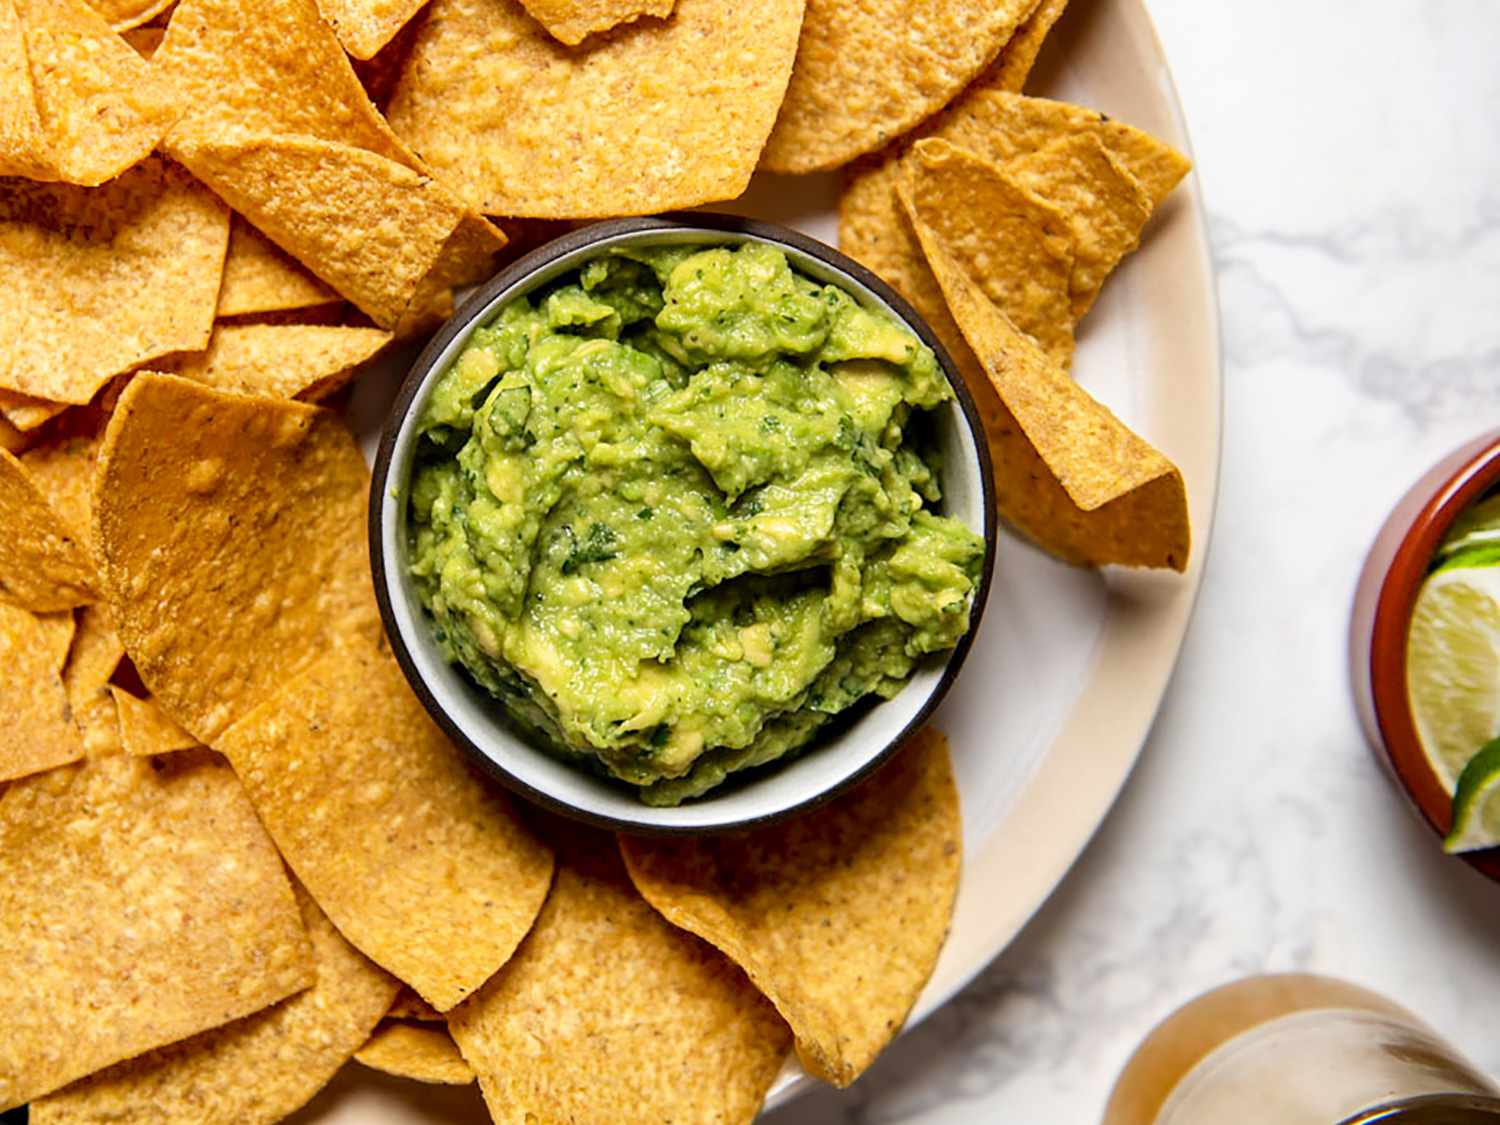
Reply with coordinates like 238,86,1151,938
407,241,984,805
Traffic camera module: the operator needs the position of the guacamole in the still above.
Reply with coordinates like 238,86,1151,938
407,241,984,805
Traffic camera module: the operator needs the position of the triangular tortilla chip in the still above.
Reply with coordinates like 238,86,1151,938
985,0,1069,93
111,687,199,757
620,726,960,1088
760,0,1035,173
0,605,79,783
31,882,398,1125
0,751,315,1110
449,823,790,1122
61,605,126,757
355,1021,474,1085
168,324,392,401
20,434,98,545
217,216,340,318
0,391,69,433
85,0,175,31
386,0,805,217
517,0,673,46
0,448,96,611
904,201,1189,569
315,0,432,59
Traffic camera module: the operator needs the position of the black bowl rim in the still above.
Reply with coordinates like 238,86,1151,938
369,212,998,836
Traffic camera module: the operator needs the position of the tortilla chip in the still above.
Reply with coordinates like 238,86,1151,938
0,158,229,405
218,637,555,1011
169,324,392,402
620,727,959,1088
86,0,176,32
906,210,1189,568
0,391,70,433
62,605,126,757
112,687,198,757
0,448,95,611
386,0,805,217
518,0,673,46
904,138,1075,365
315,0,432,59
759,0,1035,174
984,0,1068,93
1008,131,1152,318
22,433,98,546
0,750,315,1110
1,0,177,186
217,217,340,318
449,823,790,1123
0,605,79,783
93,374,378,742
31,882,398,1125
389,986,444,1022
355,1021,474,1085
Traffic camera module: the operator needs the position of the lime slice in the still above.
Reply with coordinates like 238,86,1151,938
1438,493,1500,561
1407,563,1500,791
1444,738,1500,853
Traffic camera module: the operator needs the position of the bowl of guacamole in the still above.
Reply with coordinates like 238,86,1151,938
371,215,995,833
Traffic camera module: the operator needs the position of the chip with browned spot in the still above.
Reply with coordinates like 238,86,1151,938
0,750,315,1110
168,324,392,401
112,687,198,757
620,726,958,1088
904,207,1190,569
355,1021,474,1085
759,0,1035,174
0,605,79,783
31,881,397,1125
518,0,674,46
450,822,790,1122
0,159,229,405
217,217,340,318
386,0,805,218
0,448,95,611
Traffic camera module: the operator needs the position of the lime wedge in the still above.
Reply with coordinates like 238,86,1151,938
1444,738,1500,853
1438,493,1500,562
1407,564,1500,791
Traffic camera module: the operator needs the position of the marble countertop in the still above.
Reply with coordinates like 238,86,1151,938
767,0,1500,1121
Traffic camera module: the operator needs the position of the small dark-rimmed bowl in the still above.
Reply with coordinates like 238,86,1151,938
370,214,997,835
1350,429,1500,881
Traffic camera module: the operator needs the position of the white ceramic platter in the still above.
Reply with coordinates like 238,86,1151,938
303,0,1220,1116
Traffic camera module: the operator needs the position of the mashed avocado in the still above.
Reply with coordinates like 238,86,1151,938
407,241,984,805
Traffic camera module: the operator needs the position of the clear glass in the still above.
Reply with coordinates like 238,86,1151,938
1104,975,1500,1125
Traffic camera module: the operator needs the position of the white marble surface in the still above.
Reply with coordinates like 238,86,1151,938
767,1,1500,1121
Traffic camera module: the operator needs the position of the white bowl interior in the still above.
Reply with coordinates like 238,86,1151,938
378,225,989,831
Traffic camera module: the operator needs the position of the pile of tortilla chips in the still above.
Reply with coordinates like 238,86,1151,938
0,0,1197,1118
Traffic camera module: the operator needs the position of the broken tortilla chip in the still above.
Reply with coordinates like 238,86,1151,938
62,605,126,757
904,138,1075,366
168,324,392,402
388,986,444,1022
218,637,555,1011
0,159,229,405
518,0,673,46
386,0,805,217
620,726,959,1088
93,374,378,742
906,209,1189,569
217,217,340,318
759,0,1035,174
355,1021,474,1085
31,881,397,1125
0,750,315,1110
1,0,177,186
85,0,176,32
0,605,80,783
315,0,432,59
449,823,790,1123
0,448,95,611
112,687,198,757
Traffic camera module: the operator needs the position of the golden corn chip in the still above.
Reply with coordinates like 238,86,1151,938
0,159,229,405
905,138,1075,366
217,217,340,318
355,1021,474,1085
169,324,392,402
22,433,99,546
93,374,378,742
984,0,1069,94
170,132,487,329
316,0,432,59
759,0,1035,174
0,391,70,433
85,0,176,32
907,213,1189,569
518,0,674,46
620,727,959,1088
1,0,176,186
112,688,198,757
449,823,790,1123
0,448,95,611
0,605,79,784
388,986,444,1022
62,605,126,757
0,750,316,1110
386,0,805,218
32,881,397,1125
1008,131,1151,317
218,638,554,1011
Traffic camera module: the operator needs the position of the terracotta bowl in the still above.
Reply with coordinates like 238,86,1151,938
1350,429,1500,881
